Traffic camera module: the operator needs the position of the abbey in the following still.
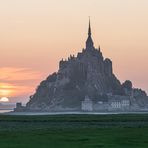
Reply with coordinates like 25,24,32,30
15,20,148,112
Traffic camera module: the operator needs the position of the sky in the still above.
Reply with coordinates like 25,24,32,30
0,0,148,103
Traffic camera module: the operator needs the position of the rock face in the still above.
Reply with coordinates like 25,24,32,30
24,20,147,112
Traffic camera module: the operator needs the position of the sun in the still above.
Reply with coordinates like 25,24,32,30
0,97,9,102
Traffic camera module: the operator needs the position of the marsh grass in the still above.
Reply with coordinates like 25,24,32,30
0,114,148,148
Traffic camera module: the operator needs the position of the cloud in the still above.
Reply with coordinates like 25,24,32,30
0,67,42,82
0,67,43,101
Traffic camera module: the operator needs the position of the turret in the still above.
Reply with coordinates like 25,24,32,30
104,58,113,76
59,59,68,69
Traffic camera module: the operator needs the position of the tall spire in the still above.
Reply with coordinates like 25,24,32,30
88,17,91,36
86,17,94,49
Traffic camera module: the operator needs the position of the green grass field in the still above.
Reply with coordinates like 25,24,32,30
1,114,148,148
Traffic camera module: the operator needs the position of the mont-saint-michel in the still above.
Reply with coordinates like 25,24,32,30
15,20,148,112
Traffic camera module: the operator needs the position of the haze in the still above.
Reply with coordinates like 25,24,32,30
0,0,148,103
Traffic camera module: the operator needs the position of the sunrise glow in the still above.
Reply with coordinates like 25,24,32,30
0,83,14,97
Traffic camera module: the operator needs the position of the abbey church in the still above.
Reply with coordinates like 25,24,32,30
15,20,148,112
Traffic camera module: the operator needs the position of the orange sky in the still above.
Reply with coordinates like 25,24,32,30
0,0,148,103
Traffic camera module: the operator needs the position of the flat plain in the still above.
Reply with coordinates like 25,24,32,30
1,114,148,148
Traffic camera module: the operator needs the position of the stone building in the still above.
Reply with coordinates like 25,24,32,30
81,96,93,111
108,95,130,110
14,102,25,112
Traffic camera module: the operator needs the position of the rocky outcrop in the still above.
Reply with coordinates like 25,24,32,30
24,21,147,112
26,45,125,111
